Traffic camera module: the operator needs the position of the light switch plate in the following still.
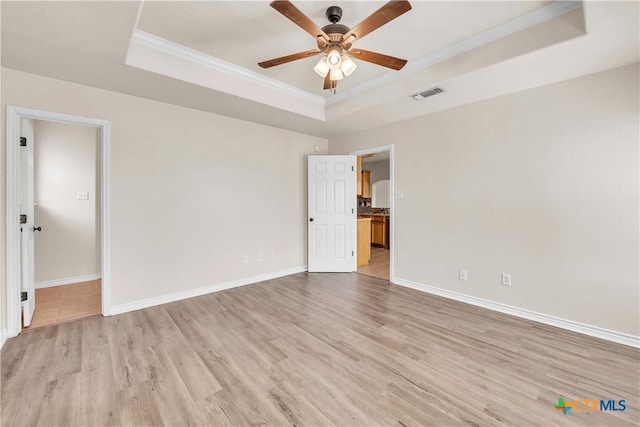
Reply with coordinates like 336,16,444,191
77,191,89,200
502,273,512,286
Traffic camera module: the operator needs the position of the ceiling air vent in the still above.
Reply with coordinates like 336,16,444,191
411,86,445,100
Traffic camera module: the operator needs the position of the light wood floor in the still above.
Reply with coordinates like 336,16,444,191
25,280,101,329
357,246,390,280
2,273,638,426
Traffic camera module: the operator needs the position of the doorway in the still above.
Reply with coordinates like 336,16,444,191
28,119,102,328
351,145,394,281
5,106,111,338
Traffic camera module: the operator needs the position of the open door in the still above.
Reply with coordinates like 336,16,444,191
20,118,36,327
308,155,356,272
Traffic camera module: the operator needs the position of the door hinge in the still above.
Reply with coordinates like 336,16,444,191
352,165,354,171
20,214,27,224
352,208,354,214
352,251,354,256
19,137,27,147
21,292,27,302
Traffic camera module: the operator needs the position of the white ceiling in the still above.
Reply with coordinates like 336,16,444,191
362,152,390,163
137,1,549,95
1,1,638,138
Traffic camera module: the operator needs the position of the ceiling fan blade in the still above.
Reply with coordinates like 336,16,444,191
342,1,412,43
350,49,407,70
323,74,337,90
324,73,332,90
270,1,330,41
258,50,322,68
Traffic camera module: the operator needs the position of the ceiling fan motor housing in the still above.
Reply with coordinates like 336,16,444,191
326,6,343,23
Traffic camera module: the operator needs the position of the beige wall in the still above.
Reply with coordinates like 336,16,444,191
34,120,100,284
330,63,640,336
364,159,390,184
1,64,637,340
1,5,4,339
1,69,327,326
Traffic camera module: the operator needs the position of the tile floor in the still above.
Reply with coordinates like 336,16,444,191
356,246,390,280
24,280,101,329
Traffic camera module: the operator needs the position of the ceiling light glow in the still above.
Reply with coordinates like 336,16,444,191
327,49,341,68
330,68,344,81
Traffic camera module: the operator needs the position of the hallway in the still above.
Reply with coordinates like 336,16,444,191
25,280,101,329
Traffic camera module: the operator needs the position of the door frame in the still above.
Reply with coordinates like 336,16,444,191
350,144,395,281
5,106,111,337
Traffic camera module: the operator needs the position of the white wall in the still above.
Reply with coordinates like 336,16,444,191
0,4,5,345
34,120,100,284
1,69,327,322
363,159,390,184
330,63,640,337
372,180,390,209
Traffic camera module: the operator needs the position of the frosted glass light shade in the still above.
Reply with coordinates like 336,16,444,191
327,49,341,68
330,68,344,81
340,55,357,76
314,57,330,78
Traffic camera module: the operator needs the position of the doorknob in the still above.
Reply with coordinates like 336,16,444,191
309,218,314,222
33,226,42,232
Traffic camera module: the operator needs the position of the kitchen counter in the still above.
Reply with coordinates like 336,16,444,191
358,213,390,249
357,218,371,266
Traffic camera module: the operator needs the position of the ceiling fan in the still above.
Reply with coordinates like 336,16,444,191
258,0,412,92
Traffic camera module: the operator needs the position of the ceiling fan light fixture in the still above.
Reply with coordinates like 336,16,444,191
330,68,344,81
258,1,412,91
327,49,342,68
340,55,357,76
314,57,330,77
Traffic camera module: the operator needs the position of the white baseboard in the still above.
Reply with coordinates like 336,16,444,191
393,277,640,349
36,273,102,289
110,266,307,316
1,329,8,350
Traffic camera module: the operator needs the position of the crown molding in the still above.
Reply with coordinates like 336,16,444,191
326,0,583,105
131,29,326,107
130,1,582,113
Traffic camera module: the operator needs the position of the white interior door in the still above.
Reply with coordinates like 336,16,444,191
20,118,36,327
308,155,356,272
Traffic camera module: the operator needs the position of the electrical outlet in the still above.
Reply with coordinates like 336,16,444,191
269,251,274,260
257,254,263,262
502,273,512,286
76,191,89,200
242,255,249,264
459,269,468,281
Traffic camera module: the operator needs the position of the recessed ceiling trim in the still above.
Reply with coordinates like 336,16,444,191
130,29,326,106
326,0,583,106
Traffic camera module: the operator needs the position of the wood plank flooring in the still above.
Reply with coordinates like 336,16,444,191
2,272,638,426
357,246,390,280
25,280,102,329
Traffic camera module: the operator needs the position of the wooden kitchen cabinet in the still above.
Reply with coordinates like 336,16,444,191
371,215,388,248
356,156,371,199
357,217,371,266
356,156,362,196
361,170,371,198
